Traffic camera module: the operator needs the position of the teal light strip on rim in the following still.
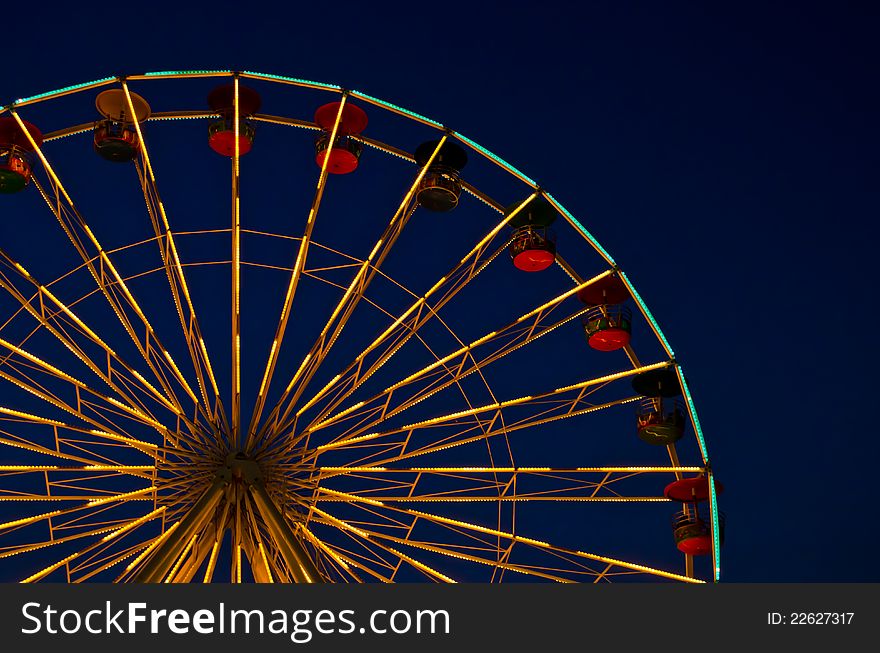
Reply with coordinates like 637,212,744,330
545,192,616,265
351,90,442,128
144,70,232,77
676,365,720,580
244,71,340,91
708,471,722,582
619,271,675,357
15,77,118,104
676,368,707,463
453,131,537,186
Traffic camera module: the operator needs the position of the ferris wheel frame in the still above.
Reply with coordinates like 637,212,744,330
0,70,721,584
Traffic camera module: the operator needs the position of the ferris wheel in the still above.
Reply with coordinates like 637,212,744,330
0,70,722,583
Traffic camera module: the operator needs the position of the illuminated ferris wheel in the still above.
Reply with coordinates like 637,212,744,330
0,70,722,583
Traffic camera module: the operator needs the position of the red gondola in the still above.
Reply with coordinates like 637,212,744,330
314,101,368,174
207,84,262,157
505,198,558,272
0,117,42,193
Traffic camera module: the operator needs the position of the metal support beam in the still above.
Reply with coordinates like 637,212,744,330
249,481,321,583
134,472,229,582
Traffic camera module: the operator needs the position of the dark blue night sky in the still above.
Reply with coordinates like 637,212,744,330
1,1,877,583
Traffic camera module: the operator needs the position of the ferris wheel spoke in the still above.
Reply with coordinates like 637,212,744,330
325,395,642,470
307,466,698,503
243,96,351,452
0,249,204,438
19,177,211,447
0,422,155,468
230,76,245,447
0,360,207,457
0,339,181,445
304,507,456,583
9,111,205,430
296,523,367,582
20,505,167,583
315,501,696,583
0,463,152,479
123,81,227,431
0,487,156,537
309,506,568,582
0,365,160,444
313,490,667,504
260,192,540,453
0,504,159,561
304,362,669,466
304,526,396,582
72,539,153,582
303,270,615,442
251,137,452,450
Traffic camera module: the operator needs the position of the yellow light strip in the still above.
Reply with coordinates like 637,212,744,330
38,286,114,353
86,487,156,507
0,465,154,472
104,397,168,431
316,487,384,507
518,269,612,322
0,406,64,426
258,340,278,397
10,111,75,205
231,75,242,445
203,537,221,582
298,525,350,571
551,360,670,394
386,546,456,583
313,270,610,429
199,338,221,397
88,429,158,451
165,533,198,582
125,521,180,572
311,509,570,583
21,550,82,583
0,337,82,384
462,193,538,266
318,326,668,454
26,92,188,418
0,508,64,530
121,82,153,179
0,525,119,559
317,466,702,474
102,506,166,542
316,432,381,451
310,506,368,538
143,229,216,400
258,542,274,583
131,370,177,412
315,495,669,503
0,435,105,467
162,351,197,403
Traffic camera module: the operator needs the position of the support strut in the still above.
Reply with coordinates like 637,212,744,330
133,471,229,583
